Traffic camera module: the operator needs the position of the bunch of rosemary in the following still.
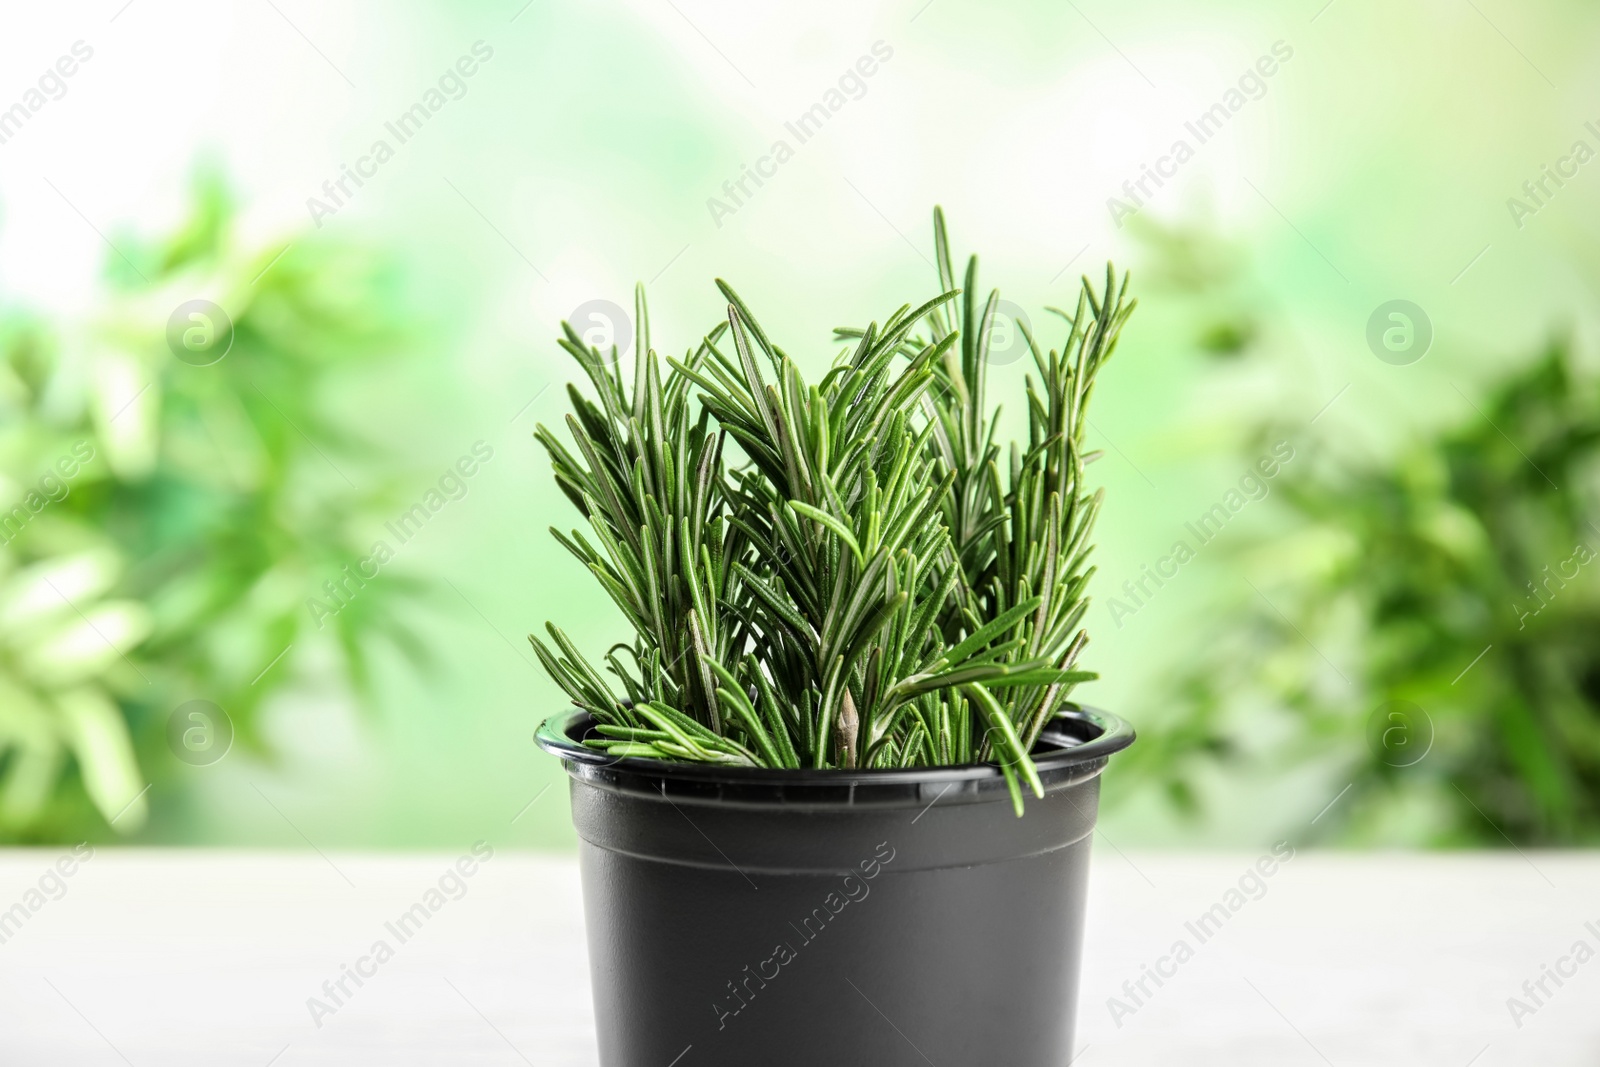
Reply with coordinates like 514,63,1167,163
532,210,1134,812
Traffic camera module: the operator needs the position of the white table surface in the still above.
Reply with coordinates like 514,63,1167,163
0,847,1594,1065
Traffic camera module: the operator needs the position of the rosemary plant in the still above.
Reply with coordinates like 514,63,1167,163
532,210,1134,812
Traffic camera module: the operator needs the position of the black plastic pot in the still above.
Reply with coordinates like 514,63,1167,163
536,705,1134,1067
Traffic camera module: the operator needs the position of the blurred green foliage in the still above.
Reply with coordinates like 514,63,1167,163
1126,219,1600,844
0,174,423,842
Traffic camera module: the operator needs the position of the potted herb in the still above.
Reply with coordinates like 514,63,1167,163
534,210,1136,1066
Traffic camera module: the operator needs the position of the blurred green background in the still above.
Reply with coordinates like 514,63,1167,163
2,0,1598,849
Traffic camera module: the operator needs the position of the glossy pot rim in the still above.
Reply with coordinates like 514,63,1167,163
536,703,1134,807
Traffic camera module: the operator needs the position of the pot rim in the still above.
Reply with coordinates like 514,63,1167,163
536,703,1134,802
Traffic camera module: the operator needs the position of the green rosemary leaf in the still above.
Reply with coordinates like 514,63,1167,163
787,500,864,565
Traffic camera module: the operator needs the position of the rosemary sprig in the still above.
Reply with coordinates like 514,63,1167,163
532,209,1133,813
